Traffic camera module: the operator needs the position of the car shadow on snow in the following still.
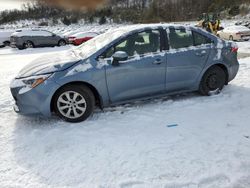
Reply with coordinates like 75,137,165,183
12,84,250,187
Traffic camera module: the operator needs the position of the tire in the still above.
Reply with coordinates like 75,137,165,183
199,66,226,96
23,41,34,49
58,40,66,46
53,85,95,123
229,35,234,41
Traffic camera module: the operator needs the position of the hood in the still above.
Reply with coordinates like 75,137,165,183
17,51,81,78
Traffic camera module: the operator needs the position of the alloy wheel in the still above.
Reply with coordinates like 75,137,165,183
25,41,34,48
57,91,87,119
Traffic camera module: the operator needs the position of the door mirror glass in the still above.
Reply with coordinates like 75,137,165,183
112,51,128,66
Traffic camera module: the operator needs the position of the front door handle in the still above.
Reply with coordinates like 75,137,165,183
153,59,162,65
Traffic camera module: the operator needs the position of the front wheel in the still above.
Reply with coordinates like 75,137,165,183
58,40,66,46
23,41,34,49
199,66,226,96
53,85,95,123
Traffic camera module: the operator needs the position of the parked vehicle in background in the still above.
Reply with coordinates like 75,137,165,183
217,26,250,41
10,24,239,122
0,30,14,47
63,30,79,38
235,20,250,28
67,32,98,46
10,29,67,49
197,12,223,35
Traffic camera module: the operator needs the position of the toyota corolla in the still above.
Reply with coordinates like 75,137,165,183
10,24,239,122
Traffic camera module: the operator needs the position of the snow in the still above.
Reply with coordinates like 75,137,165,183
18,86,32,95
0,30,14,45
0,24,250,188
12,30,55,37
237,41,250,54
17,50,81,78
72,31,99,38
9,78,25,88
223,26,250,32
66,61,93,76
214,39,224,60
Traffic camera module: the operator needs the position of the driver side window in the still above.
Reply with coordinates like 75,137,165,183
104,30,161,59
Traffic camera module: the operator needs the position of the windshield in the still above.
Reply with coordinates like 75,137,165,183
73,28,130,58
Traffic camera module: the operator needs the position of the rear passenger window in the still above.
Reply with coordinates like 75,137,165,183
193,31,212,46
168,28,193,49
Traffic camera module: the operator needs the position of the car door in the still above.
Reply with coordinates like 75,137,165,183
103,29,166,103
165,28,212,92
39,31,57,46
47,32,60,46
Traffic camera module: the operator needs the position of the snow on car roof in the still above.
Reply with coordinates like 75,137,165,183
0,30,15,37
72,32,99,38
11,29,54,37
101,23,194,36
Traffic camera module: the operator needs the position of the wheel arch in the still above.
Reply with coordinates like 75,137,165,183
50,81,103,113
202,63,229,85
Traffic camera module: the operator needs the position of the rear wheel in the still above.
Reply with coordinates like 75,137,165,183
229,35,234,41
199,66,226,96
53,85,95,123
23,41,34,49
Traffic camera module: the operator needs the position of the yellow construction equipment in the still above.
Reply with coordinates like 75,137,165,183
197,13,223,35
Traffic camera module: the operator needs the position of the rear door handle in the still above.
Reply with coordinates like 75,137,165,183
195,50,207,57
153,59,163,65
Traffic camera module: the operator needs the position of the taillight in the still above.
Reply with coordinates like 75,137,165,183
231,47,238,52
236,32,242,35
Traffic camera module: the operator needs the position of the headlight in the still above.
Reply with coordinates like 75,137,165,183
22,74,52,88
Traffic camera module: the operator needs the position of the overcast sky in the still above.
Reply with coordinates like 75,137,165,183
0,0,29,11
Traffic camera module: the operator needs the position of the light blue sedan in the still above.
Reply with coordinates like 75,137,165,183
10,24,239,122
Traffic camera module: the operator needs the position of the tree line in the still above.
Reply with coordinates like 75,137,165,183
0,0,250,25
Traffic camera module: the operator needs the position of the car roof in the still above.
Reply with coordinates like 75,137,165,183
15,29,50,32
112,23,193,32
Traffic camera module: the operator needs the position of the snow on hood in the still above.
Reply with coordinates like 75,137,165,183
16,50,81,78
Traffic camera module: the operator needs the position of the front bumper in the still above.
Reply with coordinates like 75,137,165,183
14,104,19,112
10,78,60,117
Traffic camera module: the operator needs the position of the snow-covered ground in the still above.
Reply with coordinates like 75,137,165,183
0,30,250,188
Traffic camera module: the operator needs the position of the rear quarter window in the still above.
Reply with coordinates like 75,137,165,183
168,28,193,49
192,31,212,46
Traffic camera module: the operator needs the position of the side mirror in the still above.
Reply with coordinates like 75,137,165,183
112,51,128,66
